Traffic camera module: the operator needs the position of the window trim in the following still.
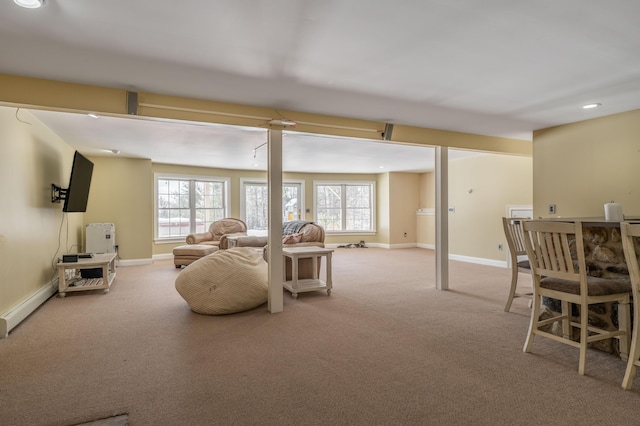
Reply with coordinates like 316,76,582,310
154,173,230,243
313,180,376,234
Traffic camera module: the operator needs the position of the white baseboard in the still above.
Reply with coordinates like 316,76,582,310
417,243,435,250
152,253,174,261
118,258,154,266
0,280,58,339
449,254,506,268
326,242,506,268
388,243,418,249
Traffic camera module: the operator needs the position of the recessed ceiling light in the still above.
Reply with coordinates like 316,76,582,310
582,103,602,109
269,119,296,127
379,165,385,169
14,0,46,8
110,149,120,155
88,113,100,119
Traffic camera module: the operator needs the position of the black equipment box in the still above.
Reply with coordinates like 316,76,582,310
80,268,103,279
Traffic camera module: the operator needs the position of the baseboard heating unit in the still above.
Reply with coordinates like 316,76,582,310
0,280,57,338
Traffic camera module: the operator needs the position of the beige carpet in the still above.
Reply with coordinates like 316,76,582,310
1,248,639,426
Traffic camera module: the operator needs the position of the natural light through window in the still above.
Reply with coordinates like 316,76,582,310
314,182,375,233
241,179,304,233
155,174,229,240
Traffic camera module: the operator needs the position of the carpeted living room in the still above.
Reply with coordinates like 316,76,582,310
2,247,640,425
4,1,640,425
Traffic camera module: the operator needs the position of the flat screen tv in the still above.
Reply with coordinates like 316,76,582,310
63,151,94,213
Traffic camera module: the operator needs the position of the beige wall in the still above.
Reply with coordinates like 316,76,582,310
0,107,81,314
388,173,420,245
85,156,153,260
533,108,640,219
416,153,532,262
448,153,532,261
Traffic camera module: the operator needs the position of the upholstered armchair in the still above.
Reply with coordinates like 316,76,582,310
185,218,247,249
231,221,325,250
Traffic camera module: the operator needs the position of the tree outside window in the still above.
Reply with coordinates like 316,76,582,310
156,176,227,239
315,182,374,232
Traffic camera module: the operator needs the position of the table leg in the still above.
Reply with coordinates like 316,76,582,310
58,265,66,297
326,252,332,296
291,254,299,294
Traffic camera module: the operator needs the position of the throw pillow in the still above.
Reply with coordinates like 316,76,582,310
282,232,303,244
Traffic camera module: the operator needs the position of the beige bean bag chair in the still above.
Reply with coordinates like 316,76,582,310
175,247,268,315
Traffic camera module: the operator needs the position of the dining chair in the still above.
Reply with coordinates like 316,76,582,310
522,220,632,375
619,222,640,389
502,217,532,312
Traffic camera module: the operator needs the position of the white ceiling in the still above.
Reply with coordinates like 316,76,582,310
3,0,640,172
26,109,468,173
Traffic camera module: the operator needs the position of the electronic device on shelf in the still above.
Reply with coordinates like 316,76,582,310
61,253,95,263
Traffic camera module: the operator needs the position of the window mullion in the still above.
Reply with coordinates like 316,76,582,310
341,184,347,230
189,180,196,233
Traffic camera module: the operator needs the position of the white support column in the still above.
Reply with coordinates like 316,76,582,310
267,128,284,313
435,146,449,291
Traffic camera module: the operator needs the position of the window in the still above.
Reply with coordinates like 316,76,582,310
155,174,229,240
315,182,375,233
241,179,304,232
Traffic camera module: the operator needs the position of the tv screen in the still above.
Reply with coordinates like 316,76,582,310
63,151,94,213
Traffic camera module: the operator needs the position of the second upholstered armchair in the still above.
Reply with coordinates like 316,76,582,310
185,217,248,249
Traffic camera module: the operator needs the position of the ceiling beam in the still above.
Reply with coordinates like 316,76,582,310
0,73,531,156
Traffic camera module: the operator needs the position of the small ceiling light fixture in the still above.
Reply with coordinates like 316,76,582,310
87,113,100,119
110,149,120,155
14,0,46,8
582,103,602,109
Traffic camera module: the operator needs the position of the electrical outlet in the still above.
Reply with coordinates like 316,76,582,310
498,243,503,251
403,232,407,237
548,204,556,214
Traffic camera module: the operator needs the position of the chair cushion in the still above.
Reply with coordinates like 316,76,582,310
517,259,530,269
175,247,268,315
173,244,218,256
540,276,631,296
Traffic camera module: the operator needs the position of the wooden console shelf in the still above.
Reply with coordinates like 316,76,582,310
57,253,117,297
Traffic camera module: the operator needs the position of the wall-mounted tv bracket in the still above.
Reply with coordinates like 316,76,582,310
51,183,68,203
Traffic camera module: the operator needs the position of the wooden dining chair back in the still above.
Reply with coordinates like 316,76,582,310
522,220,631,375
619,222,640,389
502,217,532,312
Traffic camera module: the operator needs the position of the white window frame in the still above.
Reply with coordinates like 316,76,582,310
240,178,305,233
313,180,376,234
154,173,230,243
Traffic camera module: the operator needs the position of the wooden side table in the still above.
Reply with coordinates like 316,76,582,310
282,247,334,299
57,253,117,297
